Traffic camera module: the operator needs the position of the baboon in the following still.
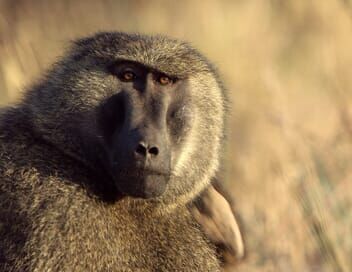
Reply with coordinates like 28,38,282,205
0,32,231,271
190,178,244,265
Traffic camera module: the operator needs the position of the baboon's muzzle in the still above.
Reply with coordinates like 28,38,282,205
100,87,172,199
112,124,171,199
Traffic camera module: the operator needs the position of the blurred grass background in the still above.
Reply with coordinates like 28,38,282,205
1,0,352,271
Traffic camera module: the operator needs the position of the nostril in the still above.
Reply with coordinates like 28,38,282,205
135,143,147,156
148,146,159,156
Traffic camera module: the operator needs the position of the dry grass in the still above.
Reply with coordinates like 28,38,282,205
1,0,352,271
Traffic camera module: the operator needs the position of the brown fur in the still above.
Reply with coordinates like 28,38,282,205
0,32,226,271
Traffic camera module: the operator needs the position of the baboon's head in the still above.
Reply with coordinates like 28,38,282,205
25,32,225,208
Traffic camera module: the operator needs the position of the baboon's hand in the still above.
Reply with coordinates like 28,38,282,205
189,185,245,264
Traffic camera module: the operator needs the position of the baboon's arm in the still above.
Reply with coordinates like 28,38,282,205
189,182,245,264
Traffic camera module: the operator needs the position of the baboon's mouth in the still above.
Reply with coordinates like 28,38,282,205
114,167,170,179
113,169,170,199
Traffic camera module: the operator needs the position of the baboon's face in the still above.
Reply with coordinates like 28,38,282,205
30,33,224,205
96,61,191,199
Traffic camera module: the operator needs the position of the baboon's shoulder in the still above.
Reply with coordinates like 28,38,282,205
0,117,220,271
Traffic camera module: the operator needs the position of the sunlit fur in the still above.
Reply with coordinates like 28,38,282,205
0,32,226,271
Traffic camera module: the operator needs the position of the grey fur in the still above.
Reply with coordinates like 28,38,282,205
0,32,226,271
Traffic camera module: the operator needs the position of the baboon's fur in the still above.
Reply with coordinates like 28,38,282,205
0,32,226,271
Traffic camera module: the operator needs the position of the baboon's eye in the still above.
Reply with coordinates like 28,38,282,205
119,71,136,82
158,75,173,85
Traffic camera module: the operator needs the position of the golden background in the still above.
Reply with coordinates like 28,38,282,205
1,1,351,271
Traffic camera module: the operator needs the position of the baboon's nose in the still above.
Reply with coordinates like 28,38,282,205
135,142,160,158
